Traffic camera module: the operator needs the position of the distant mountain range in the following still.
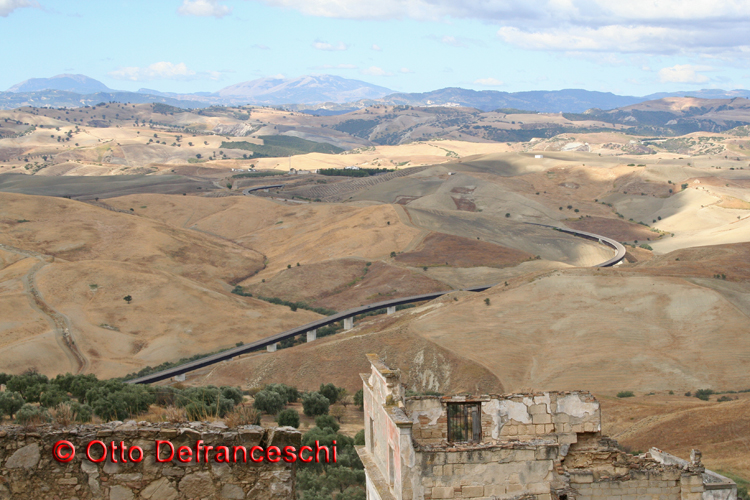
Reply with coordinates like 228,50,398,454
3,73,750,113
7,74,113,94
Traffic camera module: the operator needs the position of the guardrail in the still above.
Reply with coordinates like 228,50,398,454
127,223,625,384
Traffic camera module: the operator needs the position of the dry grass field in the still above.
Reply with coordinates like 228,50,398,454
2,102,750,482
602,393,750,481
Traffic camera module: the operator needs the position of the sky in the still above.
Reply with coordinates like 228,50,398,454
1,0,749,96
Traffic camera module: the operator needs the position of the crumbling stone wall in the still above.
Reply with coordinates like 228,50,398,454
406,392,600,447
358,355,726,500
569,470,695,500
0,421,298,499
416,445,557,499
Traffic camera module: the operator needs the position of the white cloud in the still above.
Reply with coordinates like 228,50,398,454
109,62,221,81
474,77,504,87
439,35,464,48
658,64,712,83
257,0,750,57
371,44,382,51
399,67,413,73
177,0,232,18
251,44,270,50
360,66,393,76
312,40,348,51
0,0,39,17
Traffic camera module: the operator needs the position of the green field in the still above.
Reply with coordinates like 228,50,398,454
221,135,343,157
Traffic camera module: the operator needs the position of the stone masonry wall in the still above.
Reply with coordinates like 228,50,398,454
415,446,558,500
0,421,299,500
407,392,600,447
569,468,697,500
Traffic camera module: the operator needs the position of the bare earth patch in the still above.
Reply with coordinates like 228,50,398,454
395,232,534,268
566,216,661,242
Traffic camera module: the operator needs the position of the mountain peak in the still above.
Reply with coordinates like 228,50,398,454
7,74,112,94
215,74,393,104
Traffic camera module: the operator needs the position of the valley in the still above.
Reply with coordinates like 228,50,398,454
1,97,749,483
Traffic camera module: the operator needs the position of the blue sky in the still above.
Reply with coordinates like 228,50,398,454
1,0,749,96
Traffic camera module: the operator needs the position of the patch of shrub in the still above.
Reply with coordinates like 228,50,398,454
694,389,714,401
302,392,330,417
277,408,300,428
617,391,635,398
0,391,25,419
253,390,286,415
319,383,340,405
16,404,52,425
225,405,261,426
315,414,341,433
266,383,299,403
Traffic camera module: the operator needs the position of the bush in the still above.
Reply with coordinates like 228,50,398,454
6,370,49,402
0,391,25,419
354,429,365,445
92,394,132,421
52,402,76,426
328,403,346,422
221,386,244,405
695,389,714,401
225,405,261,426
40,388,70,408
315,414,341,433
266,383,299,403
253,390,286,415
88,383,155,421
16,404,52,425
52,401,91,425
717,395,734,402
354,389,363,410
153,386,180,407
184,401,210,421
319,383,340,404
277,408,300,428
330,404,346,423
69,374,100,403
302,392,330,417
70,401,93,422
617,391,635,398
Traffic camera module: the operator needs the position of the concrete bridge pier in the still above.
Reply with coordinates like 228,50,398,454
344,317,354,330
264,188,269,193
387,306,396,315
267,343,278,352
307,329,317,342
173,374,186,382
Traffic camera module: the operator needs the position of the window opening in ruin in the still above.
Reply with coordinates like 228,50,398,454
388,445,395,485
447,402,482,443
368,416,374,452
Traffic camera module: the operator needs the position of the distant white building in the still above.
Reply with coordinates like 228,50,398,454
534,154,544,159
344,165,361,170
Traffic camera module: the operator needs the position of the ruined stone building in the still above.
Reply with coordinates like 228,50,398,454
357,354,737,500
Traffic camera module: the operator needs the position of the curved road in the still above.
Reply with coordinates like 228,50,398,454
242,184,284,195
127,224,625,384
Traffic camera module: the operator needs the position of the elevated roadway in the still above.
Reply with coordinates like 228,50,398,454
127,223,625,384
